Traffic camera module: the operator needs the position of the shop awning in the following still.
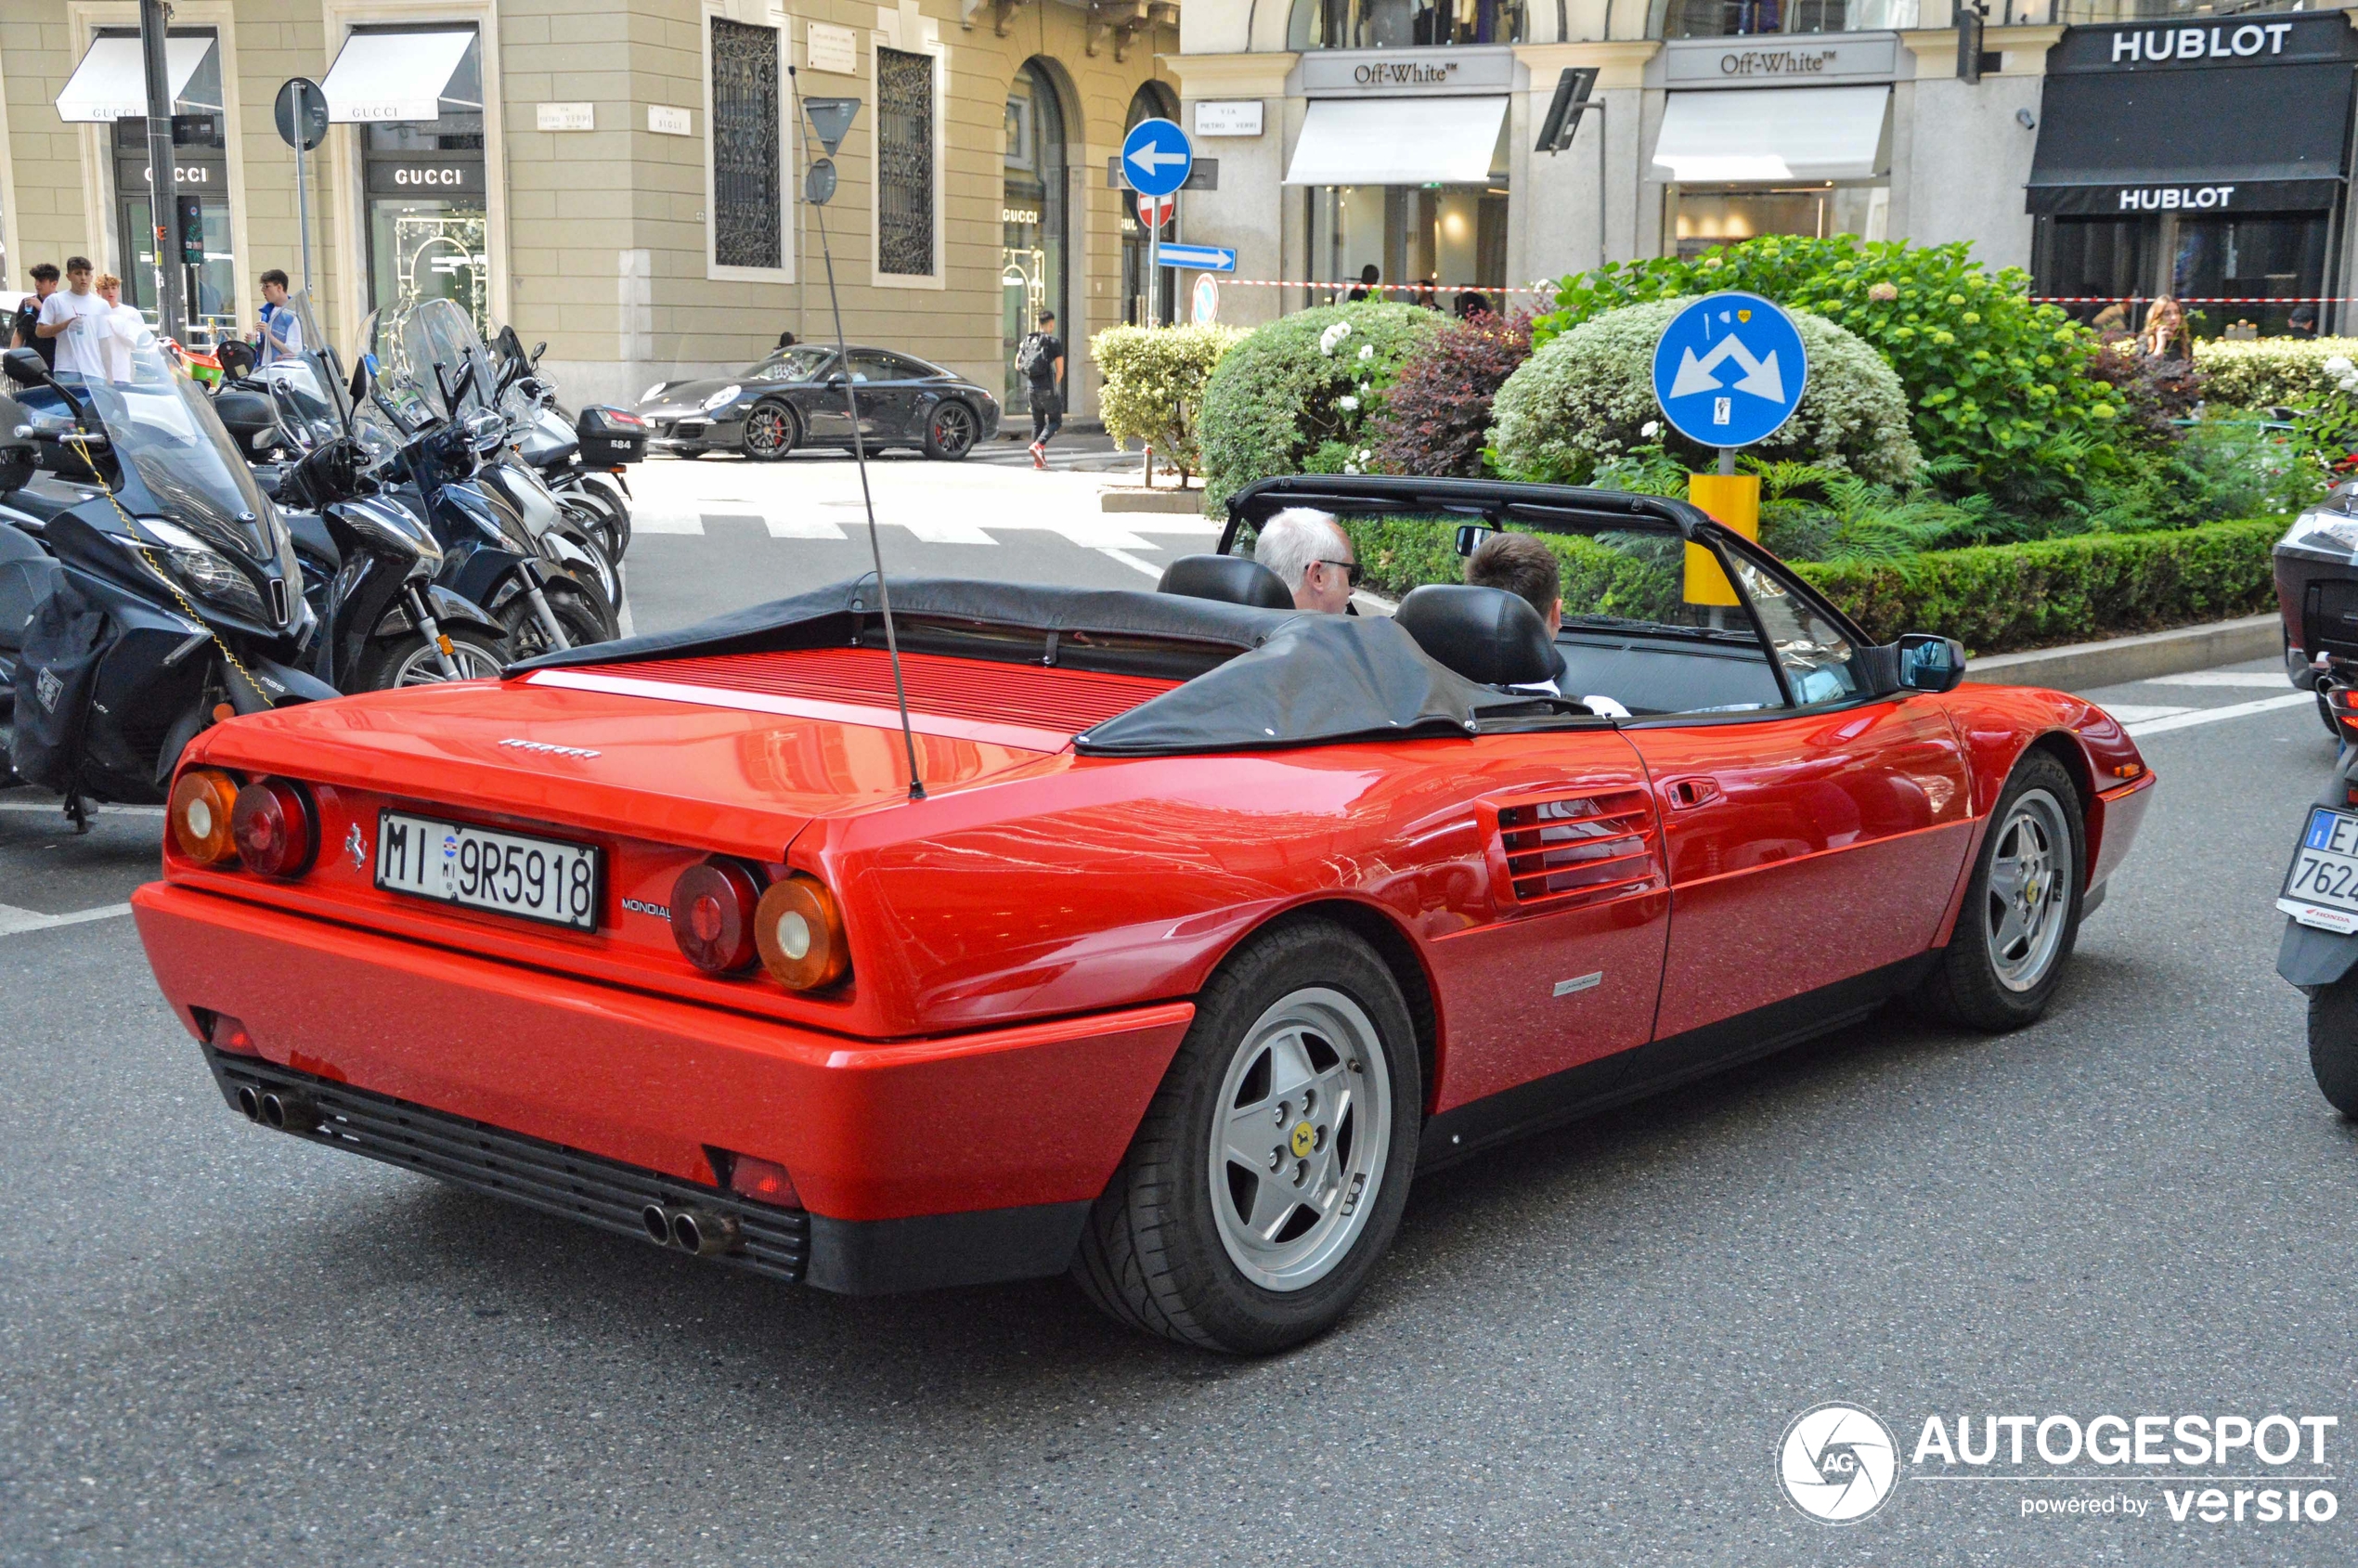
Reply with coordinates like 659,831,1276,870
1651,86,1890,184
1283,97,1509,187
2027,64,2354,214
53,33,212,123
321,28,477,123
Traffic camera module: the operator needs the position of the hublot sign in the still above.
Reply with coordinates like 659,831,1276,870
2049,9,2358,72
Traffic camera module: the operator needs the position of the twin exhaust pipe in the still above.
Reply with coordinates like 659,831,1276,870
234,1083,318,1134
642,1203,743,1258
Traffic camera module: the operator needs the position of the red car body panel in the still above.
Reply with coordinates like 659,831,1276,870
134,646,2151,1290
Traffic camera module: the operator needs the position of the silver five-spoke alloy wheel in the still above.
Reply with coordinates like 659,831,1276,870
1208,986,1393,1292
1984,786,2070,992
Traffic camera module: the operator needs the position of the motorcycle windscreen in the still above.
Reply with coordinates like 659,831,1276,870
78,335,281,570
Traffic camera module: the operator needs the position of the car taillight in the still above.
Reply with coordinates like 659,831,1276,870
755,875,849,991
724,1152,801,1209
229,779,317,877
670,859,761,973
169,768,240,865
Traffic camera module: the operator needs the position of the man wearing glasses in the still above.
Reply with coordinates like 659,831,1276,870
1256,507,1361,614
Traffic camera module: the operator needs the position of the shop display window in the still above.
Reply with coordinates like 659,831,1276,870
1668,185,1887,255
1655,0,1920,36
1289,0,1527,50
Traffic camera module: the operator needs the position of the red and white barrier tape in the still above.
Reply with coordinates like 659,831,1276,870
1211,278,1556,296
2032,295,2353,305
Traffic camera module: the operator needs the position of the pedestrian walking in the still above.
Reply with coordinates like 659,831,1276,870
12,262,60,370
256,269,304,363
1017,309,1064,470
34,257,111,382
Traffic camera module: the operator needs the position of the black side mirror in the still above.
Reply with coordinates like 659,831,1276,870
1897,632,1967,694
3,347,49,388
214,339,258,380
349,358,370,404
531,341,546,365
1455,524,1493,559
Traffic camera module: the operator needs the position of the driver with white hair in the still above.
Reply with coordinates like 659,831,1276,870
1255,507,1358,614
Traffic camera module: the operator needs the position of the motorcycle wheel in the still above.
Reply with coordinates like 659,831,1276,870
2311,973,2358,1117
501,582,615,659
563,495,626,571
356,626,509,692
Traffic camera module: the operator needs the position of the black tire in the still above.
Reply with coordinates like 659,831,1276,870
500,583,614,659
353,626,508,693
742,402,798,461
2310,974,2358,1116
1072,919,1420,1354
563,493,626,570
923,400,978,461
1914,750,2085,1030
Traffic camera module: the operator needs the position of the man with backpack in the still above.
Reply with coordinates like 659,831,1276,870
1016,309,1064,469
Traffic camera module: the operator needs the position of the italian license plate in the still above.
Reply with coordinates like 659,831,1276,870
2280,807,2358,934
374,810,602,932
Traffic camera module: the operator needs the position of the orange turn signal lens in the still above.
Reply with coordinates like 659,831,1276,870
169,768,240,865
754,875,849,991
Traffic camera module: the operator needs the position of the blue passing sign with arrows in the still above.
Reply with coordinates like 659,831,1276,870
1651,292,1807,449
1121,117,1194,199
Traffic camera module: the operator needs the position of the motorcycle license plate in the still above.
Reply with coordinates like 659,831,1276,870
374,810,601,932
2281,807,2358,934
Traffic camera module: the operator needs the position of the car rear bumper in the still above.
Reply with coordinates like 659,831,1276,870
135,882,1194,1292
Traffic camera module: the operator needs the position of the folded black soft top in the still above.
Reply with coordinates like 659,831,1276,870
507,575,1561,756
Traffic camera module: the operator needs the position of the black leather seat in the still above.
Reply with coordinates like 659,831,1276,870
1156,553,1294,611
1393,584,1563,687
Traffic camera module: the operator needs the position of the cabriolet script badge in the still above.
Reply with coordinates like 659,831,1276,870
499,738,602,759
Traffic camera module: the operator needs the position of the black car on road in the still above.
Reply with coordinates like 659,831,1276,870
636,344,1001,462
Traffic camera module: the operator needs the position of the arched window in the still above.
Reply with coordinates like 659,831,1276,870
1122,84,1180,325
1004,60,1069,401
1289,0,1526,49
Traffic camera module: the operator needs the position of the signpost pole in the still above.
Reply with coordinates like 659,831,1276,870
139,0,187,343
293,81,313,295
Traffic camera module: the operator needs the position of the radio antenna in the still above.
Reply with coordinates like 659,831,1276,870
797,84,923,801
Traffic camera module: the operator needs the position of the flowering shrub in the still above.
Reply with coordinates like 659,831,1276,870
2194,337,2358,409
1197,301,1444,511
1489,298,1920,486
1364,311,1534,477
1532,237,2119,507
1089,324,1246,483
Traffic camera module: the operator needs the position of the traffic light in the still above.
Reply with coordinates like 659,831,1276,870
177,195,205,266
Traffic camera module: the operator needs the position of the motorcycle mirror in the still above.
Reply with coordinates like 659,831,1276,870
3,347,48,388
347,357,370,404
531,342,546,364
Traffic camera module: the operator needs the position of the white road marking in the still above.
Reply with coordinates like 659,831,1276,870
900,520,997,545
1051,524,1157,550
629,508,707,535
0,901,132,937
763,517,849,539
2124,692,2314,736
1098,548,1165,578
2097,704,2194,723
2141,672,2296,688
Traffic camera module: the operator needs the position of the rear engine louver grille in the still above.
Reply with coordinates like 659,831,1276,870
1483,787,1662,912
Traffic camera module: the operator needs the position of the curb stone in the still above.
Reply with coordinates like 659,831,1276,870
1964,613,2281,694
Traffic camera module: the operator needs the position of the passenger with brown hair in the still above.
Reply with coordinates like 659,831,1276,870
1464,530,1629,715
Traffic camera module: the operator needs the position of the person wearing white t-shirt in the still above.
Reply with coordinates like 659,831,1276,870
91,273,145,384
35,256,110,382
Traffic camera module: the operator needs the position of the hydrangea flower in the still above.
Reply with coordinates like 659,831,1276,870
1337,395,1360,411
1867,282,1899,303
2327,356,2355,378
1318,321,1353,356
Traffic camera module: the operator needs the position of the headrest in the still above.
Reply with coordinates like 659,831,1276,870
1393,584,1560,687
1156,553,1295,612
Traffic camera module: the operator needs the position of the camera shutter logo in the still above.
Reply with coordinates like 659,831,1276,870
1779,1403,1899,1523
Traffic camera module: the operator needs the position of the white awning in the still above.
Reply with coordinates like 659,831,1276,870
321,29,476,123
1284,97,1509,187
1652,86,1890,184
54,34,212,123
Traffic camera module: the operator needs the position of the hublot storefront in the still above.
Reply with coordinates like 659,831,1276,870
2029,10,2358,335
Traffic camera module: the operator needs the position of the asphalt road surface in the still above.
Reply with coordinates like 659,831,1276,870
3,511,2352,1564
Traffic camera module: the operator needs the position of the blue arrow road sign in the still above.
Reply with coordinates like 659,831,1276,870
1121,117,1194,199
1156,243,1235,273
1650,291,1808,449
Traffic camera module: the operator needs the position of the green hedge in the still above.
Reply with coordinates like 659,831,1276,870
1339,515,2284,655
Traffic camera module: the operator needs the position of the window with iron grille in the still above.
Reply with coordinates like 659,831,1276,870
876,46,935,277
711,18,782,270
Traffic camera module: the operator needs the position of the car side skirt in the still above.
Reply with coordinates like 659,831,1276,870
1420,953,1938,1170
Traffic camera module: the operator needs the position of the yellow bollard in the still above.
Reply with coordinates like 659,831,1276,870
1683,471,1759,606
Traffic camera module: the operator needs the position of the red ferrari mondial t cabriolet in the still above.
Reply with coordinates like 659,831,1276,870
133,476,2152,1353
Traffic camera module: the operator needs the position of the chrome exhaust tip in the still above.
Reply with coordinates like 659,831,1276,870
641,1203,674,1245
668,1209,743,1257
258,1091,318,1134
235,1084,262,1121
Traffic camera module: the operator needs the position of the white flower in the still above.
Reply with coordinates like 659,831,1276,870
1342,463,1361,475
2341,375,2358,394
1319,321,1354,356
1357,448,1372,462
1337,395,1360,411
1358,343,1374,361
2326,356,2354,377
1640,420,1661,438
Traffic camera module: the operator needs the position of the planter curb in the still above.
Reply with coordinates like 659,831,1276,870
1964,613,2282,694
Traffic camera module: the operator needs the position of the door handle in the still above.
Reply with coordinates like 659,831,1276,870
1665,778,1722,810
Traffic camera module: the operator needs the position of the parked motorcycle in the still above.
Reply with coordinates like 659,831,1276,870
2277,670,2358,1113
0,335,335,818
490,325,642,565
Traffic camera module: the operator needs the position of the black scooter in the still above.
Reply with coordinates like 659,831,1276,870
0,344,336,818
2278,675,2358,1112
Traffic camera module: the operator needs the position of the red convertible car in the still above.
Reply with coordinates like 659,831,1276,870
133,476,2153,1353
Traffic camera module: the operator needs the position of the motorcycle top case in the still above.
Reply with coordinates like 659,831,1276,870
9,576,116,793
575,406,647,466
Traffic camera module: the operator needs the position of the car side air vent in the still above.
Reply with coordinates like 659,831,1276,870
1480,786,1662,913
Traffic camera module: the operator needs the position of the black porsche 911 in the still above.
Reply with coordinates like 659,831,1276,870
636,344,1002,461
